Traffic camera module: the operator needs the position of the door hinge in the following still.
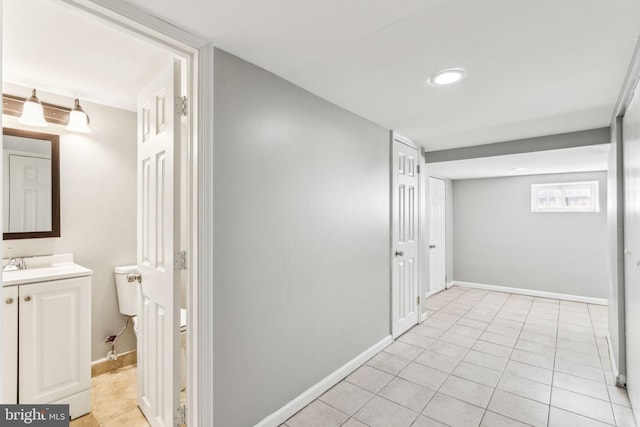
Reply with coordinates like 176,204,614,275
416,165,420,174
417,296,421,305
178,96,188,117
175,404,187,427
174,250,187,271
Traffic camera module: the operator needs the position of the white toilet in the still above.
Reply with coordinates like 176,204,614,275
114,265,187,390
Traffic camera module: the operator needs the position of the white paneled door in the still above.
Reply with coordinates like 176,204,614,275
623,84,640,422
392,135,420,338
428,177,446,294
8,155,51,232
137,60,182,427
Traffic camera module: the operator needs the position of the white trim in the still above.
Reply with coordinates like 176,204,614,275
254,335,393,427
392,132,418,149
451,281,608,305
445,281,455,289
50,2,214,425
420,312,428,323
606,331,623,386
425,286,446,299
59,0,207,53
194,43,215,427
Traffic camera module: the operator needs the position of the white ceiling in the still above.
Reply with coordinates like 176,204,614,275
126,0,640,150
3,0,640,150
2,0,171,111
425,144,610,180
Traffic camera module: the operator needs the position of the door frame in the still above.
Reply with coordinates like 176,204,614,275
36,1,214,425
609,38,640,390
390,132,422,337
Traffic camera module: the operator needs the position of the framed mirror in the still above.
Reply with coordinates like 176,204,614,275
3,127,60,239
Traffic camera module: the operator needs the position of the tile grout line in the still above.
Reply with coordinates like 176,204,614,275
547,302,625,426
425,288,494,426
289,289,620,427
412,288,492,424
588,302,620,427
409,294,616,420
410,287,472,422
478,293,536,427
548,294,561,426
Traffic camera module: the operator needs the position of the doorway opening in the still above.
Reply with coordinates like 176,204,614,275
1,0,204,424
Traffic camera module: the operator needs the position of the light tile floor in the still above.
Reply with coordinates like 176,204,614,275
70,365,150,427
284,287,638,427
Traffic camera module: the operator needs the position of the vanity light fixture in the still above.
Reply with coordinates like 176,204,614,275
66,99,91,133
3,90,92,133
427,68,467,86
18,89,48,127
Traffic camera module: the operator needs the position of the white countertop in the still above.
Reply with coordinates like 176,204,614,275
3,253,92,286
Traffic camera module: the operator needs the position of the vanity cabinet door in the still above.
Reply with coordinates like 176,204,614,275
2,286,18,404
18,277,91,405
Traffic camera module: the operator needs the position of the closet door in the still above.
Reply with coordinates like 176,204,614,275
392,134,420,337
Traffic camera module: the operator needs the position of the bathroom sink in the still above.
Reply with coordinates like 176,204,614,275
5,267,63,280
3,254,92,286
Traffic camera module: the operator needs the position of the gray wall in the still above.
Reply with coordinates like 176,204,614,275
426,128,610,163
453,172,608,298
212,49,391,426
2,84,137,362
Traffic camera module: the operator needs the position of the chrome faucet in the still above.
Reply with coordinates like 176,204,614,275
4,257,27,271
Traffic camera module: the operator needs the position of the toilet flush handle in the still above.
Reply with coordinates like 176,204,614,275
127,273,142,284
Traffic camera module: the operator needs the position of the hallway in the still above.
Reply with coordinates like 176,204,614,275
285,287,636,427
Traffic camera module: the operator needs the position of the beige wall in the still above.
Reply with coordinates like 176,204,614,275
2,83,137,361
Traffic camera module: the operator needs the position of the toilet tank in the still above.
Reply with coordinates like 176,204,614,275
114,265,138,316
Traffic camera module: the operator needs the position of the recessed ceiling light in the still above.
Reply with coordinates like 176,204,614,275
513,167,527,172
427,68,466,86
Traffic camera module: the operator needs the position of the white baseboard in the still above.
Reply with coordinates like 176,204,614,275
254,335,393,427
420,312,428,322
425,286,446,299
451,281,608,305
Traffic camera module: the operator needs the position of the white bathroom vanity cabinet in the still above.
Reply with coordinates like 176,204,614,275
2,254,92,420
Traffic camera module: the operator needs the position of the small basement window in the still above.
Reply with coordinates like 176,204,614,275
531,181,599,213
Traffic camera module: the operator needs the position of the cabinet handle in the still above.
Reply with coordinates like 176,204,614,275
5,298,13,304
24,296,31,302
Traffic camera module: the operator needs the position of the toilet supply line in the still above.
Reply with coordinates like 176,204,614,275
104,317,130,361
